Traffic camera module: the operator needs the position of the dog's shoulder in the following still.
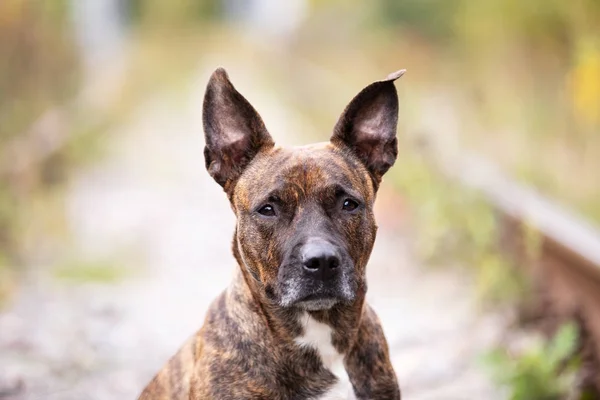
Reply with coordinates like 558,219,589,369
138,331,202,400
139,284,285,399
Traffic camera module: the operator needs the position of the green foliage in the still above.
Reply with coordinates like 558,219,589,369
0,0,80,268
484,323,580,400
375,0,460,40
391,147,528,303
0,0,79,143
375,0,600,51
54,258,126,284
129,0,220,26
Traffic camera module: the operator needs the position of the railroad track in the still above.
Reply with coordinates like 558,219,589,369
440,150,600,387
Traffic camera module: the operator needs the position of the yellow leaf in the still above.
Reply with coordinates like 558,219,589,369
570,39,600,126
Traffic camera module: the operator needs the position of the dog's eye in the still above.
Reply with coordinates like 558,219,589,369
258,204,276,217
342,199,359,212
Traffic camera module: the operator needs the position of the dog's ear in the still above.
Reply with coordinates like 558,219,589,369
330,70,405,185
203,68,274,192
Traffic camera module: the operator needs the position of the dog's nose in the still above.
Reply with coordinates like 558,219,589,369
301,241,340,281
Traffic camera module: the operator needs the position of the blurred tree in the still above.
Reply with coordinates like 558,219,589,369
129,0,221,26
0,0,79,302
0,0,79,143
375,0,460,40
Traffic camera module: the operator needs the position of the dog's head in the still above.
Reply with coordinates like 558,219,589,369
203,68,404,311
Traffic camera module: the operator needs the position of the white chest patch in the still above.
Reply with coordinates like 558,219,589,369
295,313,356,400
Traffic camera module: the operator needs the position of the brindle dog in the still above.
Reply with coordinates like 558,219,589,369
138,68,405,400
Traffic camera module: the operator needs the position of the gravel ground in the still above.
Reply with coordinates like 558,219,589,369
0,56,507,400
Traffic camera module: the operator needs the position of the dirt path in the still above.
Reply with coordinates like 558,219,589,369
0,50,506,400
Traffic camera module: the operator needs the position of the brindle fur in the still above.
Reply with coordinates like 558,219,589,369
138,68,404,400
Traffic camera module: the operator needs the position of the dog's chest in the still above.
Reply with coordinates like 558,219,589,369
295,313,356,400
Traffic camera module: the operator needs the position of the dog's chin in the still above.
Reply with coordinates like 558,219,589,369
277,271,358,310
295,297,339,311
281,288,356,310
278,290,353,310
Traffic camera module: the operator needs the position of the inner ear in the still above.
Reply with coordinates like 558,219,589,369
331,70,404,184
203,68,274,193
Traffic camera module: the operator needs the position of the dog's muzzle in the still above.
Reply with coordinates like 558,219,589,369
277,238,356,310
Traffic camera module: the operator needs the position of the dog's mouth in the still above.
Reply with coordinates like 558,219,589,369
298,293,333,302
294,291,340,310
296,296,339,311
277,274,357,310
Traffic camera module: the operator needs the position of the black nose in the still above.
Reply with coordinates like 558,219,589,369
301,241,340,281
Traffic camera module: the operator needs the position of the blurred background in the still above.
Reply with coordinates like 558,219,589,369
1,0,600,399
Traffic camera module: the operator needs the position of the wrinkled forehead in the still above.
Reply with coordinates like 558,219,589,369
233,143,374,209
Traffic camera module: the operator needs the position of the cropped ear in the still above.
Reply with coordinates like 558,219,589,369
203,68,274,193
330,69,405,185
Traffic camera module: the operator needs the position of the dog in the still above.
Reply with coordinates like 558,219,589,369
138,67,405,399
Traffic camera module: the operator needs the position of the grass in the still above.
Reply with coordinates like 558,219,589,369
390,142,533,305
53,258,127,284
483,322,581,400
